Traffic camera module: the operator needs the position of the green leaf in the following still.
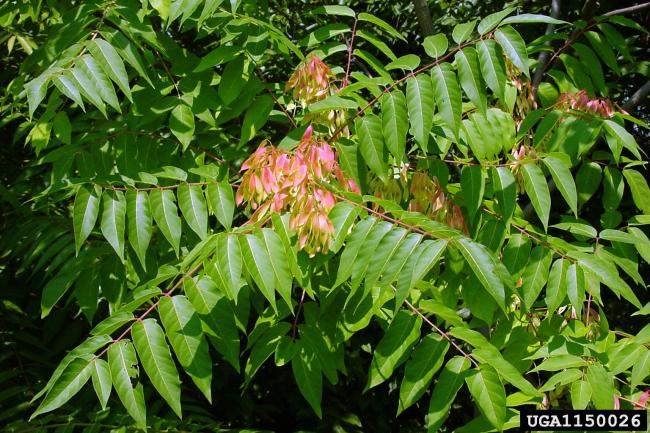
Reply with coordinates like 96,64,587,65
406,74,435,151
491,167,516,223
367,310,422,389
78,54,120,112
70,63,107,116
101,28,153,87
380,233,423,295
521,246,553,309
261,228,293,310
91,358,112,410
573,43,606,95
398,334,449,414
423,33,448,58
358,13,406,42
494,26,529,77
240,232,278,311
356,114,388,182
53,74,85,111
363,227,408,290
206,180,234,230
632,349,650,390
586,364,615,409
380,89,408,161
477,40,506,100
545,258,568,314
574,253,641,308
210,233,243,300
239,94,273,146
52,112,71,145
150,0,171,21
126,190,153,269
395,239,446,310
603,167,624,210
565,262,585,316
501,14,569,25
178,183,208,239
219,56,246,104
309,95,358,112
349,221,393,291
426,356,471,432
41,270,80,318
570,380,592,409
150,189,182,256
452,20,477,44
453,237,506,310
25,73,51,118
31,356,93,419
100,190,126,260
471,347,539,396
622,169,650,214
460,165,484,221
543,155,578,216
386,54,420,71
159,295,213,402
455,47,487,114
194,45,240,72
336,217,378,286
132,318,182,418
604,120,641,160
73,185,101,255
108,340,146,428
328,202,359,253
521,163,551,231
312,4,355,17
585,31,619,75
576,162,602,205
31,335,111,403
243,321,289,385
169,103,195,151
477,7,515,35
431,63,462,138
88,38,132,101
292,344,323,418
465,364,506,430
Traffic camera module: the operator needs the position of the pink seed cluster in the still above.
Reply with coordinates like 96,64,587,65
559,90,621,118
285,54,332,106
237,126,359,254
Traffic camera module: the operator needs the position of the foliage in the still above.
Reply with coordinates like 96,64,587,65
1,0,649,431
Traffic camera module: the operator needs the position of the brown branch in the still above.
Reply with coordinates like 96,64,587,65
342,17,358,88
398,290,478,367
603,1,650,16
532,0,563,88
622,80,650,111
412,0,434,36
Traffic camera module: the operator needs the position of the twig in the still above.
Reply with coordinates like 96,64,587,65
603,1,650,16
93,262,204,360
291,289,307,340
342,17,358,88
622,80,650,111
532,0,562,88
399,293,478,367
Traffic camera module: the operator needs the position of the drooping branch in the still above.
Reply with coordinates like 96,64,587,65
412,0,434,36
603,1,650,16
532,0,562,88
622,80,650,111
